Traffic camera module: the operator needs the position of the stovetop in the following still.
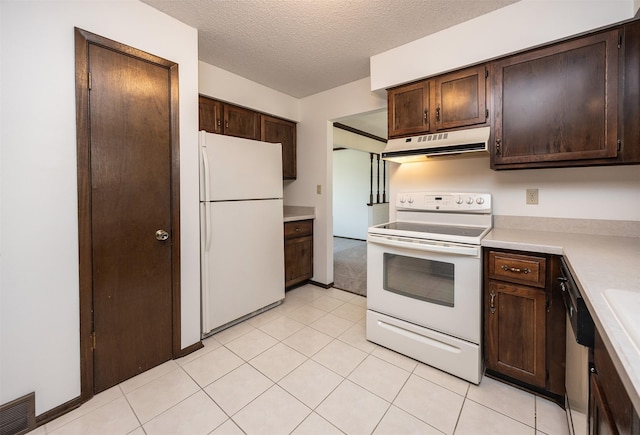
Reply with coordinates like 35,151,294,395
368,192,493,245
376,221,488,238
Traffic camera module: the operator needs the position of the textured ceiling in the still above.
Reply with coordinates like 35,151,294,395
142,0,518,98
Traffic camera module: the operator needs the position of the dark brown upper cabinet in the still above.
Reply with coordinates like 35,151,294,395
620,20,640,166
223,104,261,141
490,29,620,169
388,81,430,137
388,66,488,139
199,95,297,180
198,96,222,134
434,65,487,131
261,115,297,180
199,95,260,140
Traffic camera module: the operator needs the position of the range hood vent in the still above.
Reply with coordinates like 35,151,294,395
382,126,490,163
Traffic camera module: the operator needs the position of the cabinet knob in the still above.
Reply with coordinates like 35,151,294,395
495,139,502,156
436,107,441,122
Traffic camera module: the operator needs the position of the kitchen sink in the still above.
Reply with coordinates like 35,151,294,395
603,289,640,353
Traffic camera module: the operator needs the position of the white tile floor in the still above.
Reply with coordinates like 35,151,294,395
33,285,570,435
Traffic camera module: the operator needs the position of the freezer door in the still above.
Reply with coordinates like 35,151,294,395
201,199,285,335
199,130,283,201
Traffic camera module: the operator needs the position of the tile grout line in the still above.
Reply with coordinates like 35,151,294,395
43,286,566,434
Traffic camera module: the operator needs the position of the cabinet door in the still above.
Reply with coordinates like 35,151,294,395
223,104,261,140
388,81,430,137
284,236,313,288
262,115,297,180
485,281,547,387
621,20,640,164
590,373,617,435
435,66,487,130
492,29,620,168
199,96,222,134
590,330,637,435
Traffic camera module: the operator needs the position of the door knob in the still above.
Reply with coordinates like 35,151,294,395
155,229,169,241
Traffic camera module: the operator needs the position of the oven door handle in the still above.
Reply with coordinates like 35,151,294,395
367,234,480,257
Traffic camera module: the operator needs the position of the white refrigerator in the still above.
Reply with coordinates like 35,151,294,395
199,131,285,337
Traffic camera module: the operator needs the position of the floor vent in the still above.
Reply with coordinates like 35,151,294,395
0,392,35,435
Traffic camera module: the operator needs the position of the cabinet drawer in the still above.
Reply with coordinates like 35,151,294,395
284,220,313,238
488,251,546,288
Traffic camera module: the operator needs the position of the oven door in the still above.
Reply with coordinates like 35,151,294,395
367,233,482,344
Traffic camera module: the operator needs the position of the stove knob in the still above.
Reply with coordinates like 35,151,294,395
399,196,406,204
407,197,414,204
476,197,485,205
456,197,464,204
466,197,474,204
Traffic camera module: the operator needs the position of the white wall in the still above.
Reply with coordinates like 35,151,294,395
333,149,372,240
371,0,639,91
389,155,640,222
199,61,300,122
287,78,387,285
1,0,200,415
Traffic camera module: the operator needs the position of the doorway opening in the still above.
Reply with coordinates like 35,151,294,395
331,109,389,296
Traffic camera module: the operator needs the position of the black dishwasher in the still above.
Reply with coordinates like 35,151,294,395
559,258,594,435
560,259,594,347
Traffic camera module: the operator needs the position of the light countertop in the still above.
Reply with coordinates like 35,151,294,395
482,227,640,413
283,205,315,222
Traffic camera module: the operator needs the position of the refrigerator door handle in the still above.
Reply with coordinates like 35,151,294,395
201,144,211,203
201,231,211,332
204,202,212,251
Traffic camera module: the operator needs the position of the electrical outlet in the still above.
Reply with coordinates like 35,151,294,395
526,188,539,205
316,184,322,195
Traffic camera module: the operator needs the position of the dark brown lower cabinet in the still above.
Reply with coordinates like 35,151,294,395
485,280,547,387
284,220,313,289
483,248,565,401
590,330,640,435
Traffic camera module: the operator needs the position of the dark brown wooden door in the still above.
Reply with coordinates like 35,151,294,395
485,281,546,387
262,115,297,180
223,104,261,140
492,29,620,167
199,96,222,134
76,28,180,396
435,66,487,130
388,81,430,138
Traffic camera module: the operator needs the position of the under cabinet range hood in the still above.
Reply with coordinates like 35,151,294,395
382,126,491,163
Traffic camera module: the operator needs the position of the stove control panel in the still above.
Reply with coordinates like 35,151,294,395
397,192,492,212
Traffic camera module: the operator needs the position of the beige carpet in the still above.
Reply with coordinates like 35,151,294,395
333,238,367,296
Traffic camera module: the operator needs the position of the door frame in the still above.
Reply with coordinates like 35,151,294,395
74,27,182,401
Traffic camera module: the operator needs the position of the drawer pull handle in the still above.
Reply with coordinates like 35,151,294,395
502,265,531,274
295,227,300,232
490,291,496,314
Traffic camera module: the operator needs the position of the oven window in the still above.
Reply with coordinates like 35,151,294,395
383,253,454,307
